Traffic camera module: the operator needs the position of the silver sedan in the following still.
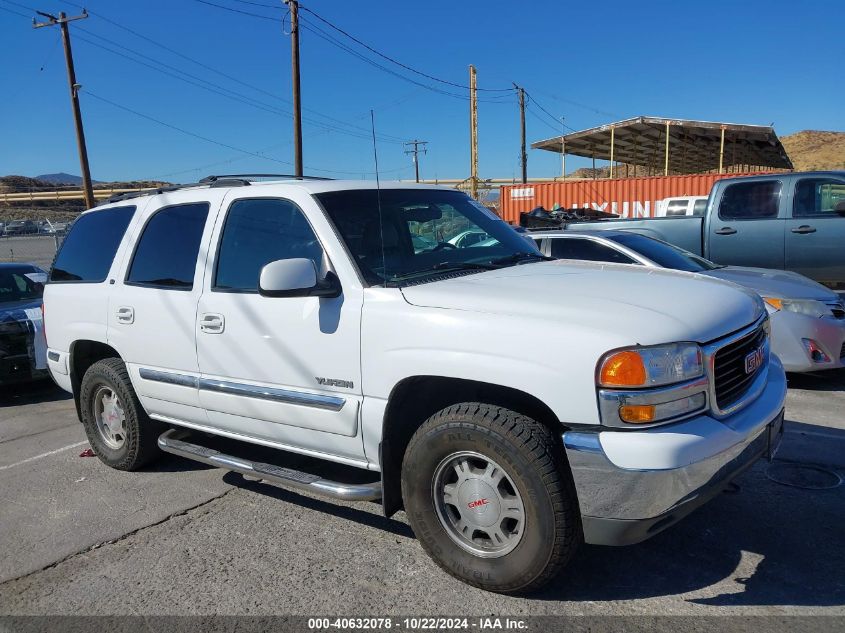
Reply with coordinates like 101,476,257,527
531,229,845,373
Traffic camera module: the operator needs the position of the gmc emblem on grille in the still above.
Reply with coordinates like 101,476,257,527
744,347,765,374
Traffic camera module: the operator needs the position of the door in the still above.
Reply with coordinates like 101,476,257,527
785,175,845,288
107,194,221,425
707,179,785,269
195,195,364,456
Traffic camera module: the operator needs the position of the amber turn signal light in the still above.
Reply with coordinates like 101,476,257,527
619,404,656,423
599,350,647,387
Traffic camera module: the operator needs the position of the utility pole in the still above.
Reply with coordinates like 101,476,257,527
404,140,428,183
514,84,527,184
469,65,478,199
33,10,95,208
560,117,566,180
285,0,303,177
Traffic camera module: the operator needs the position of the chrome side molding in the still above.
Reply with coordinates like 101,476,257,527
138,368,345,412
199,378,345,411
139,368,198,388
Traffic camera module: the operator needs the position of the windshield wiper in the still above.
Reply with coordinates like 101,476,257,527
387,261,498,283
432,261,499,271
490,252,553,266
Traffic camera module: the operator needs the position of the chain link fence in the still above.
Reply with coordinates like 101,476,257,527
0,210,75,271
0,234,63,270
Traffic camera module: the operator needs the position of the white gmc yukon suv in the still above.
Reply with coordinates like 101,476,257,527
44,176,786,594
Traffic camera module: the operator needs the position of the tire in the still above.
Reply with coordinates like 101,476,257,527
401,403,580,594
79,357,164,471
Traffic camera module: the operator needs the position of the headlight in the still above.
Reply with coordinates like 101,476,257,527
598,343,704,388
763,297,832,318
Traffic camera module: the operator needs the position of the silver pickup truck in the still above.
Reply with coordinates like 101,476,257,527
565,171,845,291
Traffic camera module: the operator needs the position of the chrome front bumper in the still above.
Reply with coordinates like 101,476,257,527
563,355,787,546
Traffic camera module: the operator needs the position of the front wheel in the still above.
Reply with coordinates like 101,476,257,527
401,403,581,594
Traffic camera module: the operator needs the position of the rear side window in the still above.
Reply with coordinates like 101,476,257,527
126,203,209,290
793,178,845,217
214,198,323,292
692,199,708,216
50,206,135,283
550,238,636,264
718,181,781,219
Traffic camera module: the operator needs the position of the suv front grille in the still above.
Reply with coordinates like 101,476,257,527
713,323,767,410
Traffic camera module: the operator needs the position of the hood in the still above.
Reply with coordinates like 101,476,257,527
400,260,764,345
0,298,42,320
701,266,838,301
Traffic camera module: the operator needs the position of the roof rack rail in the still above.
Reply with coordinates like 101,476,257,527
199,173,334,183
103,183,201,205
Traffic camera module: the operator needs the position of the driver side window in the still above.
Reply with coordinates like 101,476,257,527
214,198,324,292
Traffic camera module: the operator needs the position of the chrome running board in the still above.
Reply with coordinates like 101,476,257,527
157,429,382,502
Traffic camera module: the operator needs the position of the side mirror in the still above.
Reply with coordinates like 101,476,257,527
258,258,341,299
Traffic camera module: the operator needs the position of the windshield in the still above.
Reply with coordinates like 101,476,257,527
0,267,43,304
608,233,720,272
315,189,542,286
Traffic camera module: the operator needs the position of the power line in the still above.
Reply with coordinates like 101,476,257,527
152,91,425,180
81,89,411,176
298,17,509,104
0,0,36,12
0,3,31,18
59,1,407,142
526,106,560,134
186,0,512,103
71,28,405,145
226,0,282,8
190,0,278,21
298,5,514,92
529,87,621,120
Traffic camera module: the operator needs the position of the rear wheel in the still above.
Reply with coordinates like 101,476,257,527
401,403,580,594
79,358,163,470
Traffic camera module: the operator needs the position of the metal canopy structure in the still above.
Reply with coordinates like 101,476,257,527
532,116,793,176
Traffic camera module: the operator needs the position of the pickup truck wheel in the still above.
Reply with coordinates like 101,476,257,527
401,403,580,594
79,358,163,471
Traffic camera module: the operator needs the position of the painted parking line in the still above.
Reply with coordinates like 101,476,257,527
0,440,88,471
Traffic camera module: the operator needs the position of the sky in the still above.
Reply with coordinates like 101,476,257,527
0,0,843,184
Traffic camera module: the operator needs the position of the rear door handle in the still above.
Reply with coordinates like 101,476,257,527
714,227,737,235
116,306,134,324
791,225,816,234
200,313,225,334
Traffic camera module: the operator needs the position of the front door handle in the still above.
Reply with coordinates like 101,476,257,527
791,225,817,234
714,227,737,235
200,313,225,334
116,306,134,324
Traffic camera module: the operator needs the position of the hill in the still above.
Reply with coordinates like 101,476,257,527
36,172,82,185
780,130,845,171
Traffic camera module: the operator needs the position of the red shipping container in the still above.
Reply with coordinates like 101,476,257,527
498,172,769,223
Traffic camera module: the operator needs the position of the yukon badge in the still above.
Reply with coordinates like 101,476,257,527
316,377,354,389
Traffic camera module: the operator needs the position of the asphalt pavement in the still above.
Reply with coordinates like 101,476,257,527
0,372,843,616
